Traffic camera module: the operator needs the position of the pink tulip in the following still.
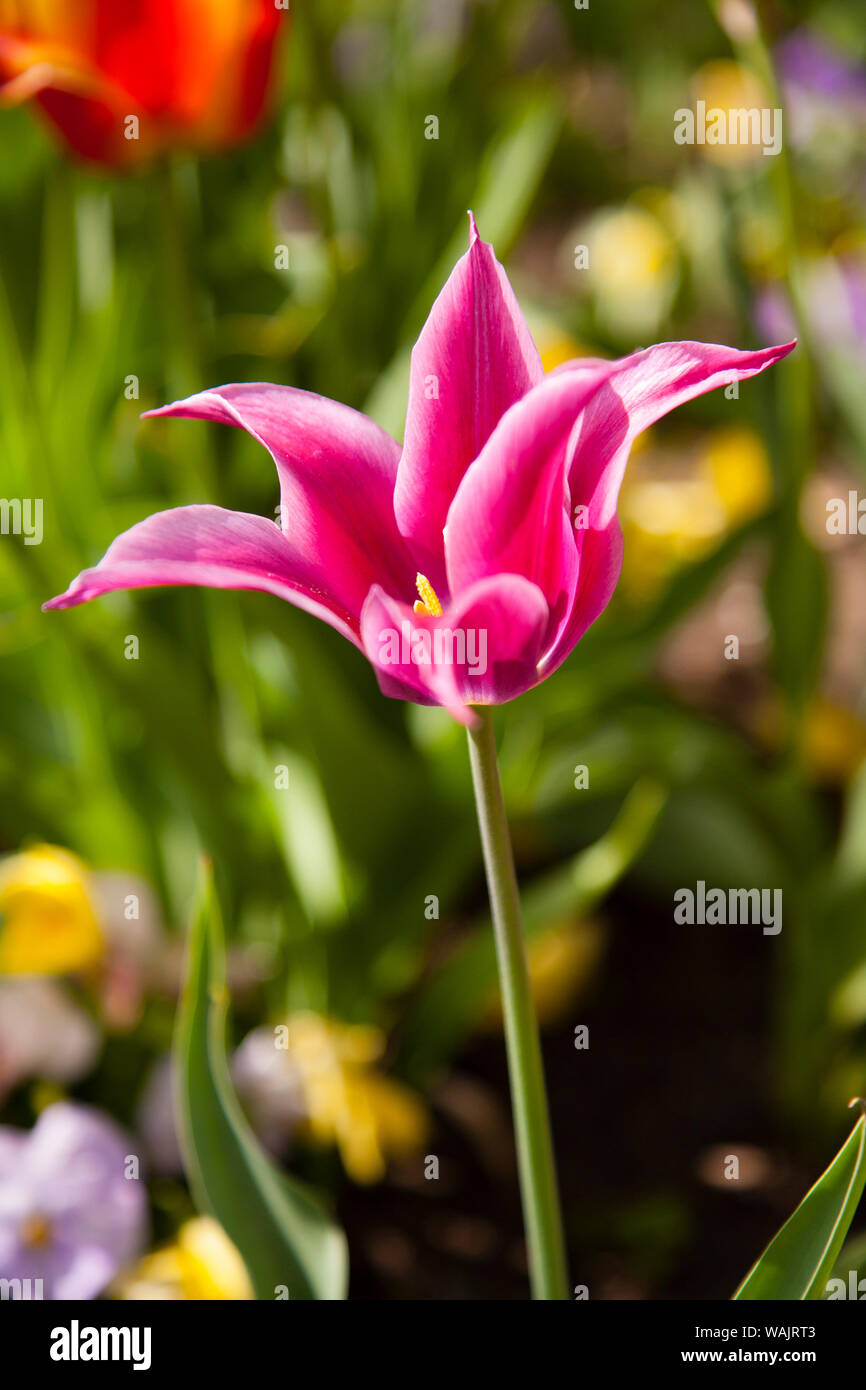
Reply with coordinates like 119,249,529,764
46,216,794,724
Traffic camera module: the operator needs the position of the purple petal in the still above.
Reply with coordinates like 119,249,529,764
776,28,866,108
44,505,364,643
393,214,544,594
0,1234,38,1290
0,1103,147,1300
35,1238,117,1302
0,1129,27,1175
145,384,415,620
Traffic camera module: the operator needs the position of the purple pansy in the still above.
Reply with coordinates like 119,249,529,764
0,1102,147,1299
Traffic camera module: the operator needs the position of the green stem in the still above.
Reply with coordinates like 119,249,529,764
466,707,568,1300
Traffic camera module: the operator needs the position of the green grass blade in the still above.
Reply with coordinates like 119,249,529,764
734,1111,866,1300
175,862,349,1301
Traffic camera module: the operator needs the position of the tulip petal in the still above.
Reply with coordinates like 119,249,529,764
360,573,550,724
444,364,621,650
564,338,797,525
541,337,797,672
44,505,363,644
145,385,416,623
393,215,544,593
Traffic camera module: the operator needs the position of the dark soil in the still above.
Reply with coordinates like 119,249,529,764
339,889,818,1301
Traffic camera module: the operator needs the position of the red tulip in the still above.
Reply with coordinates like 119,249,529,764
0,0,284,166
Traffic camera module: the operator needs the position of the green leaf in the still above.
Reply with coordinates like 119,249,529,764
175,862,349,1300
733,1110,866,1300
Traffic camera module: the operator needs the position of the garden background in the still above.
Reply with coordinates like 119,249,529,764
2,0,866,1300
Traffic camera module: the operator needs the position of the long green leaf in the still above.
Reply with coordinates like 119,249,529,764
175,862,349,1300
734,1110,866,1300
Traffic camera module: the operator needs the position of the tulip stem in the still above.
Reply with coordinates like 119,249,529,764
466,708,568,1300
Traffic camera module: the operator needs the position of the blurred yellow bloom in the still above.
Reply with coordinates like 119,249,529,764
114,1217,253,1301
736,209,786,277
596,208,671,285
477,919,603,1031
830,230,866,260
620,476,726,597
619,427,771,599
756,696,866,785
0,844,103,974
700,426,772,524
689,61,772,168
805,701,866,783
287,1012,428,1184
582,202,677,339
532,324,591,374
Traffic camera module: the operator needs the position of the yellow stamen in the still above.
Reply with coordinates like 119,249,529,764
20,1214,53,1249
413,573,442,617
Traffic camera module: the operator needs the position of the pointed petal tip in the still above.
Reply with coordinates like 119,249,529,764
762,337,797,359
467,209,479,244
43,575,97,610
42,592,72,612
140,388,236,422
140,396,202,421
753,337,797,369
140,401,183,422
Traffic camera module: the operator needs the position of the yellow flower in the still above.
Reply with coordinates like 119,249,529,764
620,474,727,598
805,701,866,784
619,426,772,600
700,426,772,524
114,1217,253,1301
581,202,677,338
286,1012,428,1184
593,207,672,290
477,919,603,1031
689,60,774,168
0,845,104,974
756,696,866,785
531,324,591,374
